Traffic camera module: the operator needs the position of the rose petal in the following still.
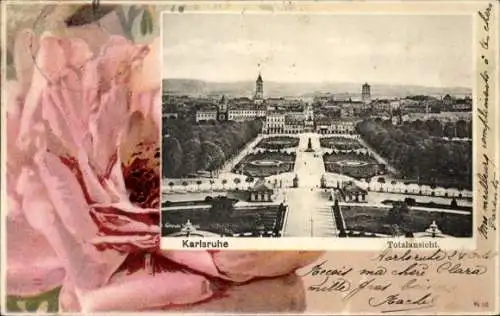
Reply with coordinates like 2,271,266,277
90,208,160,234
212,251,324,282
58,278,81,312
130,36,160,92
32,151,126,291
119,111,159,169
6,211,65,297
34,151,96,238
13,29,37,96
172,273,306,313
17,35,62,150
88,84,129,177
75,148,112,204
161,251,226,280
78,269,214,312
91,201,158,214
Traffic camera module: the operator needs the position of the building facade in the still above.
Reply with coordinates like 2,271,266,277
195,109,218,122
263,112,285,133
284,116,305,134
315,118,356,134
227,104,266,121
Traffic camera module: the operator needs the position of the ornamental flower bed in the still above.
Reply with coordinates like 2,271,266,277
256,136,299,149
320,137,363,150
323,152,383,178
234,151,296,177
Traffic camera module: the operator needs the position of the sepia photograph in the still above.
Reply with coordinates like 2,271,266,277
161,12,473,241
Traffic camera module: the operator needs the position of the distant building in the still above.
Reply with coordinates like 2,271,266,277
195,108,218,122
162,103,179,119
451,101,472,112
284,115,305,134
263,112,285,133
255,72,264,100
248,179,274,202
372,100,390,112
315,117,356,134
227,104,266,121
340,106,354,118
362,83,371,105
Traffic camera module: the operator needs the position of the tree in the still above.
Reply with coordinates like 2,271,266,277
201,141,226,177
196,180,203,191
221,179,228,189
182,181,189,190
181,139,202,176
168,181,175,192
209,197,235,221
450,198,458,208
162,137,183,178
377,177,386,190
209,179,215,190
245,176,254,189
443,122,456,138
233,178,241,189
386,202,410,229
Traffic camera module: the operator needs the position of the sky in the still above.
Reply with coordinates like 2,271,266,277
162,13,472,88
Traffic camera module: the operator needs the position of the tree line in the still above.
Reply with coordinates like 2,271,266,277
402,118,472,138
162,119,262,178
356,118,472,190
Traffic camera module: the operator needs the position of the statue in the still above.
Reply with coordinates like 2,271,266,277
320,174,327,188
305,137,314,152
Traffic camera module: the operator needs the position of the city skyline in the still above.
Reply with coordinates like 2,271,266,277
162,13,472,88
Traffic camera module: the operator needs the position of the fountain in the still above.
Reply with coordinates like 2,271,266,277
424,220,443,237
180,219,197,236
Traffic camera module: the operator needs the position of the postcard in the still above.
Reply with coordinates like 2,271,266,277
1,0,498,315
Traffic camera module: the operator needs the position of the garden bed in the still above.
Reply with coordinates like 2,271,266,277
320,137,363,150
161,205,286,236
380,199,472,212
256,136,299,149
339,205,472,237
234,151,296,177
324,152,384,178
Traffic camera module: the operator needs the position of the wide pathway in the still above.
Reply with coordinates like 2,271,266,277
282,188,338,237
282,134,338,237
294,133,325,188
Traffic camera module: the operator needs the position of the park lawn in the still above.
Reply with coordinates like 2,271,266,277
340,206,472,237
162,206,285,236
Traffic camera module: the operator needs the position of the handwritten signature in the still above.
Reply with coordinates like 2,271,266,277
369,292,438,313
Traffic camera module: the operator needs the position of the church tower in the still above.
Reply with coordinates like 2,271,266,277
255,72,264,100
362,83,371,105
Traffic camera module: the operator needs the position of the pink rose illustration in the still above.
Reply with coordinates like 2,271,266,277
6,29,322,312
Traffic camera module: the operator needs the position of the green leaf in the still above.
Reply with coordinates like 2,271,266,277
127,6,142,24
6,287,61,313
65,4,117,27
140,10,154,35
